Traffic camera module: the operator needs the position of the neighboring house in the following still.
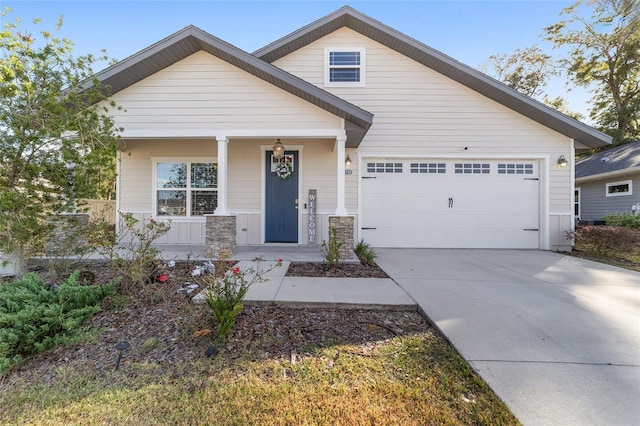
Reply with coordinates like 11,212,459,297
575,141,640,223
93,6,610,252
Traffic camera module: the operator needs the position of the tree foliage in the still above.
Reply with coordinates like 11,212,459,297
544,0,640,143
481,45,559,99
0,11,121,266
481,45,585,120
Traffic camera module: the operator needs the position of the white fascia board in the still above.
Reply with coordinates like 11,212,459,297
576,167,640,184
119,129,346,140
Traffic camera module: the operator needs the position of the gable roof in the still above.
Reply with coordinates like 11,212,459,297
576,141,640,180
254,6,612,149
90,25,373,147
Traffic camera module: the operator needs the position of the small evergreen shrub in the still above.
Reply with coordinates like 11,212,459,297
354,239,378,266
575,225,640,256
603,213,640,230
0,272,115,374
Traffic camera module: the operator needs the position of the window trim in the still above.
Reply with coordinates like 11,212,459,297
324,47,366,87
152,157,217,218
574,187,581,220
605,180,632,197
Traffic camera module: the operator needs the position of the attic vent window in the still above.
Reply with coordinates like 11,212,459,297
325,47,365,87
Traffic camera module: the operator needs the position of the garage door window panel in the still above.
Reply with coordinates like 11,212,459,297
367,162,403,173
498,163,534,175
455,163,490,174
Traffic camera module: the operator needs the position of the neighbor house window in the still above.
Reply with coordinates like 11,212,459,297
605,180,632,197
325,47,365,87
574,188,581,219
156,161,217,216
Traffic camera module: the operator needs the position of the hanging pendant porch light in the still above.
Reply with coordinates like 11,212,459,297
273,139,285,160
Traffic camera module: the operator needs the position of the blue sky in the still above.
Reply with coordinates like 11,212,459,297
2,0,591,118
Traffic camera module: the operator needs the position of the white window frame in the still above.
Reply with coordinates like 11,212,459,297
605,180,632,197
324,47,366,87
574,187,581,220
152,157,217,218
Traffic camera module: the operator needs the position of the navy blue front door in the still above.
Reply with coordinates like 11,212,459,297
265,151,298,242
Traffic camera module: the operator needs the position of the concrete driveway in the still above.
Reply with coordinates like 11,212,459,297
375,249,640,426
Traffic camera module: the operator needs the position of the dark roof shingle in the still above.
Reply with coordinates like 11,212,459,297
575,141,640,179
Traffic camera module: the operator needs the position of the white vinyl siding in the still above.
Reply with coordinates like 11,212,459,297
107,51,342,136
273,27,574,249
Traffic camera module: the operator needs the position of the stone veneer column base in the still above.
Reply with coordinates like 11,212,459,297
328,216,355,258
205,215,236,256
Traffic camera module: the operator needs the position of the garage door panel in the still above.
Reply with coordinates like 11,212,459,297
361,159,540,249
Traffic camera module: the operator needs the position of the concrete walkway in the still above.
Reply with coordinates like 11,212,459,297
194,259,416,310
375,249,640,426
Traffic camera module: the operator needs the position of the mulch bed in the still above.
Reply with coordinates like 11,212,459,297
1,260,422,388
286,261,389,278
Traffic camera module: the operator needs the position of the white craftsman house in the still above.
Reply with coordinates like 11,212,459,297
95,6,610,252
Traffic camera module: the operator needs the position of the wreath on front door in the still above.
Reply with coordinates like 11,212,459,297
275,162,293,180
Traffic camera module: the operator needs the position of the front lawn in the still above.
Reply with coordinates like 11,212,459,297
0,262,519,425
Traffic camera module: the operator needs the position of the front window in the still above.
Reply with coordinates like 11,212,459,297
325,47,365,87
156,162,217,216
605,180,632,197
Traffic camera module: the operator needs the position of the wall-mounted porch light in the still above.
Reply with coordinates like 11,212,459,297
557,155,568,167
345,154,352,169
273,139,285,160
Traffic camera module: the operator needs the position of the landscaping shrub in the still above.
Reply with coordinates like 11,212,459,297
574,225,640,256
89,213,170,286
321,227,347,269
204,256,282,340
0,272,116,374
603,213,640,230
355,239,378,266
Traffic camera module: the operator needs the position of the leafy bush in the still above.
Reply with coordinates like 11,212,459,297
574,225,640,256
321,227,347,269
355,239,378,266
603,213,640,230
90,213,170,286
0,272,116,374
204,256,282,340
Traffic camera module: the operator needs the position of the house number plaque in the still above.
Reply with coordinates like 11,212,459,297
308,189,317,247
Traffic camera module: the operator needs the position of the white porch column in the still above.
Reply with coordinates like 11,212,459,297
335,136,348,215
214,136,230,215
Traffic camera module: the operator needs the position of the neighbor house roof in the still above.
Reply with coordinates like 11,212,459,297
90,25,373,147
254,6,611,149
576,141,640,181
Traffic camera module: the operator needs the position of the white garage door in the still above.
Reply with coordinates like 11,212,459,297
361,160,540,248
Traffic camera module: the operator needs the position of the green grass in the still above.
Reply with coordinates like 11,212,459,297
0,333,519,425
